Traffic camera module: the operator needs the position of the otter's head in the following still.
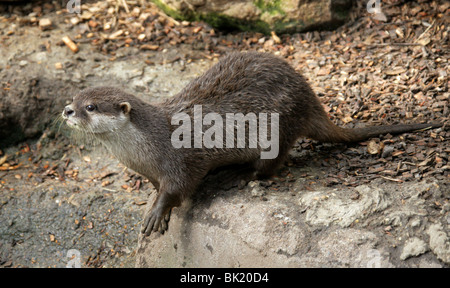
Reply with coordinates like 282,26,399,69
62,87,132,134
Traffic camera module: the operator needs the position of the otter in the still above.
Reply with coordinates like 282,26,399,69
62,51,442,236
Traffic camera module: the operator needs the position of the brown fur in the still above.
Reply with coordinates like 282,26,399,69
63,51,442,236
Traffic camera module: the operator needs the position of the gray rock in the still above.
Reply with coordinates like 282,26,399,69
400,238,428,260
428,223,450,264
301,185,391,228
136,180,448,267
154,0,353,34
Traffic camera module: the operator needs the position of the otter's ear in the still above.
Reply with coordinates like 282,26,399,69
120,102,131,115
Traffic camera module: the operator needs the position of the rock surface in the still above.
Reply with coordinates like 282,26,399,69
136,179,449,268
153,0,353,33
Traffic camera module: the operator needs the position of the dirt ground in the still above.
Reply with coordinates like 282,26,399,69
0,0,448,267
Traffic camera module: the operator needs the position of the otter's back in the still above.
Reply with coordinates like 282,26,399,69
163,52,316,117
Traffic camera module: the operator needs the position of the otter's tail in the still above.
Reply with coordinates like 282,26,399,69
306,114,443,143
340,122,443,143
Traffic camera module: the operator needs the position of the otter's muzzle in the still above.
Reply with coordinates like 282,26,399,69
63,105,75,118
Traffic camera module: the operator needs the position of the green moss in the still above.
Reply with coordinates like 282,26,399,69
253,0,285,16
332,8,350,21
331,0,352,21
151,0,273,34
150,0,344,35
151,0,185,20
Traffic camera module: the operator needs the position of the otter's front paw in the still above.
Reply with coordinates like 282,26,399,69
141,208,171,236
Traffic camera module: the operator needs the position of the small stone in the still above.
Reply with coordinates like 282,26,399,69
88,20,98,28
70,17,80,25
39,18,53,30
409,218,421,228
54,62,63,70
249,181,265,197
427,223,450,263
131,7,140,17
79,11,93,20
381,145,394,158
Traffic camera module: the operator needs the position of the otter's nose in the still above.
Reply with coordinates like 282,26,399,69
64,106,75,117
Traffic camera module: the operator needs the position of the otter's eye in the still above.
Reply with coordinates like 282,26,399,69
85,104,96,112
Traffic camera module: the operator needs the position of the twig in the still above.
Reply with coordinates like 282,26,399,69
62,36,79,53
101,187,118,193
380,175,404,183
368,43,422,48
416,19,435,41
383,0,408,10
378,20,414,27
120,0,130,13
157,11,180,26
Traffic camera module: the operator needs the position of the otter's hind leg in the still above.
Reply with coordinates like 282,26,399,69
205,163,258,190
253,146,290,179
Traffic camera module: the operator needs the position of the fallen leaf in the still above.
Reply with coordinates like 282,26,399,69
372,12,387,22
140,44,159,50
367,140,383,155
271,31,281,44
101,180,112,187
417,37,430,46
317,67,330,76
385,68,406,76
109,30,124,39
342,115,353,124
134,201,147,206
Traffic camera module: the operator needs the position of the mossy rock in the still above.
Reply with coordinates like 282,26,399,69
151,0,353,34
